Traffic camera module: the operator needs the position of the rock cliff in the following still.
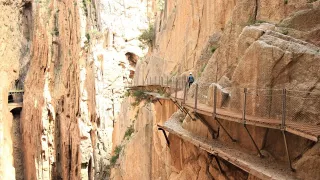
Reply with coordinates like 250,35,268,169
0,0,319,180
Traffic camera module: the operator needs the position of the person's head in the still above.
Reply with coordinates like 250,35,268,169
189,72,192,76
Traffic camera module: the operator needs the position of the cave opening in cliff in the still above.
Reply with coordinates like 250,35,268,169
125,52,138,83
8,94,13,103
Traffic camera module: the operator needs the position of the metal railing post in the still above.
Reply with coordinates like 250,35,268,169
183,82,187,104
161,77,163,86
175,79,178,100
281,89,287,129
213,85,217,118
166,76,168,86
243,88,247,124
195,83,199,112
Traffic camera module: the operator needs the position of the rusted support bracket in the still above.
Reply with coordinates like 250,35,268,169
214,156,224,174
244,124,264,158
214,117,236,142
195,113,218,139
174,100,196,121
157,99,163,106
172,100,186,113
282,130,295,171
158,128,170,147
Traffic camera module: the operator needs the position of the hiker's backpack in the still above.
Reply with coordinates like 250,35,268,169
189,76,194,83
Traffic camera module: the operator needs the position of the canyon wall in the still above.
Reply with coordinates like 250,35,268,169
117,0,320,180
0,0,155,179
0,0,27,179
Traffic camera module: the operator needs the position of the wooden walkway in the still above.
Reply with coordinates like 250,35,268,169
158,118,299,180
8,102,23,111
177,97,320,142
129,84,320,142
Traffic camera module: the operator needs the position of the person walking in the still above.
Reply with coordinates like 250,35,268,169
187,72,194,87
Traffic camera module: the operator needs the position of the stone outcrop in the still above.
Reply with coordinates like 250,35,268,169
0,0,27,179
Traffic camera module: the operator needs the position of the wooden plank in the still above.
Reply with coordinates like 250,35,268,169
158,119,299,180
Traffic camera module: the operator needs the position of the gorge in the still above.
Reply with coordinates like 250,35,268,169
0,0,320,180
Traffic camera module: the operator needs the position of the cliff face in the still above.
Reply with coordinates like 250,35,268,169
0,0,319,179
20,0,85,179
0,0,27,179
116,0,320,180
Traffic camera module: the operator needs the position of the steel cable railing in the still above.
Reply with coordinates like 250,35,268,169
131,76,320,127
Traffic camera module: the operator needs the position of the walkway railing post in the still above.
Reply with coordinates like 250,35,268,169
281,88,294,171
242,88,247,124
181,77,184,91
166,76,168,86
195,83,199,112
183,82,187,104
213,85,217,118
242,88,264,157
281,89,287,129
175,79,178,100
161,77,163,86
154,76,156,85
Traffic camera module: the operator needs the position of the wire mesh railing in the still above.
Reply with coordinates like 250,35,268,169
130,76,320,128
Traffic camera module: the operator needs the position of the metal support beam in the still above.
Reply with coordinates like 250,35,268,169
244,124,264,158
213,85,217,119
194,83,198,112
173,100,185,113
171,99,194,120
281,89,287,130
161,77,163,86
158,128,170,147
195,113,217,139
157,99,163,106
242,88,247,124
183,82,187,104
175,80,178,100
214,156,223,174
282,130,295,171
214,117,236,142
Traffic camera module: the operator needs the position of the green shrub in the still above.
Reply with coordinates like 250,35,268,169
110,145,123,166
210,46,217,53
124,90,131,97
131,90,149,106
139,25,155,47
284,0,288,4
282,30,289,35
123,125,134,140
134,109,139,119
85,33,90,42
82,0,88,16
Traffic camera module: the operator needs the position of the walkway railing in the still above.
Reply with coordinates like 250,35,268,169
131,76,320,139
130,76,320,171
8,90,24,103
